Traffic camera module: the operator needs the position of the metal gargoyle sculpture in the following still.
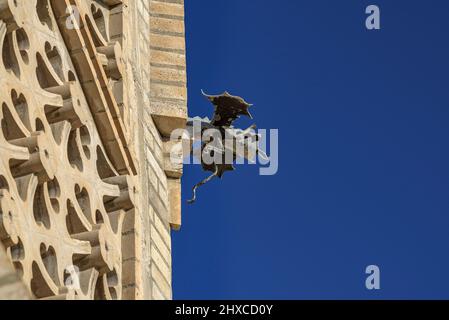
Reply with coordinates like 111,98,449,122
186,90,268,204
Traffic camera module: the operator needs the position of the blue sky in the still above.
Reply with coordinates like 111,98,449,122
172,0,449,299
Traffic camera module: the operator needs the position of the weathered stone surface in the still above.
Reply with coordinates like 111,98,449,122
0,0,187,300
151,65,187,83
151,16,185,35
149,0,187,144
150,1,185,17
163,139,184,178
0,244,30,300
168,178,182,230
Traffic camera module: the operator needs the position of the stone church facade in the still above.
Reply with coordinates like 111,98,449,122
0,0,186,300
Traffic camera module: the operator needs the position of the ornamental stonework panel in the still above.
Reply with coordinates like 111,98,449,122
0,0,136,300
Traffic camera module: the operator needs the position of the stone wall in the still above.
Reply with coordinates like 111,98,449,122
0,244,30,299
0,0,187,300
122,0,187,300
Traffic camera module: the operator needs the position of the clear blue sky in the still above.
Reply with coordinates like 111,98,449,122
172,0,449,299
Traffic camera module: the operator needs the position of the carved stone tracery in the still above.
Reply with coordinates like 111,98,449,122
0,0,136,300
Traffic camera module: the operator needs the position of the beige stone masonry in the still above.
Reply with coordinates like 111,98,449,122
0,0,187,300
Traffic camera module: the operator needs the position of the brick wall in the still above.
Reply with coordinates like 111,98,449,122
0,0,185,301
123,0,187,300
